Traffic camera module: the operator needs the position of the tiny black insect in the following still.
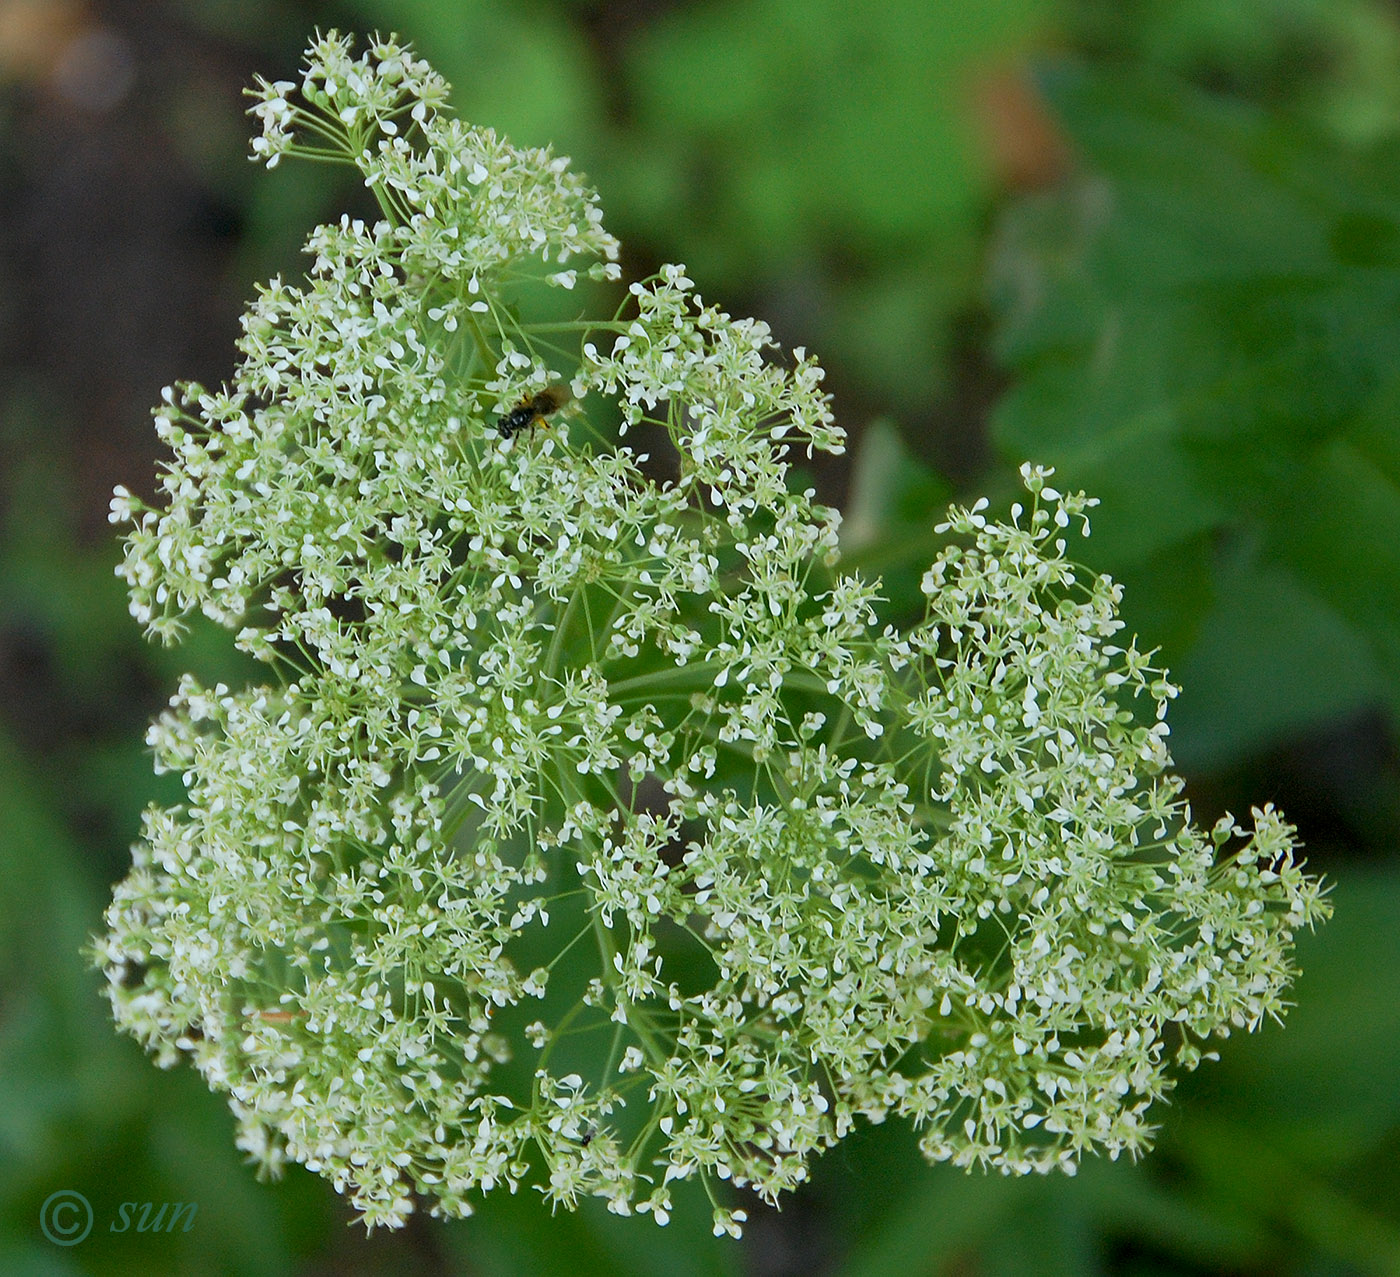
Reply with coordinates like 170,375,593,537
495,384,571,440
579,1125,596,1148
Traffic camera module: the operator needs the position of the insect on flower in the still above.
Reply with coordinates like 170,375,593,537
495,384,572,440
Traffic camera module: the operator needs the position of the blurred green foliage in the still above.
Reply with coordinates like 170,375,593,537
604,0,1050,406
1069,0,1400,142
3,0,1399,1272
988,63,1400,769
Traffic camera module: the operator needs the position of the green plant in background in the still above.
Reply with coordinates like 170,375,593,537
989,62,1400,770
93,33,1328,1238
603,0,1051,407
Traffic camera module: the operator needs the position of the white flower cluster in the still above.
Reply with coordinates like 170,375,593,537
97,33,1330,1236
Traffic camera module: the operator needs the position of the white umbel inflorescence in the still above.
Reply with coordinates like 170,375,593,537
98,31,1329,1237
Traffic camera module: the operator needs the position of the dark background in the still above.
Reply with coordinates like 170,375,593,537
2,1,1399,1273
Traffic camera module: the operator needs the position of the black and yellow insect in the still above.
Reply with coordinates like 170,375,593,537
495,384,571,441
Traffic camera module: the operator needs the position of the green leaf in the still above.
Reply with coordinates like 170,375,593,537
989,62,1400,760
1166,552,1384,770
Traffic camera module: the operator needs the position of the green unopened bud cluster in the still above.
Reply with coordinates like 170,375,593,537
96,32,1329,1236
